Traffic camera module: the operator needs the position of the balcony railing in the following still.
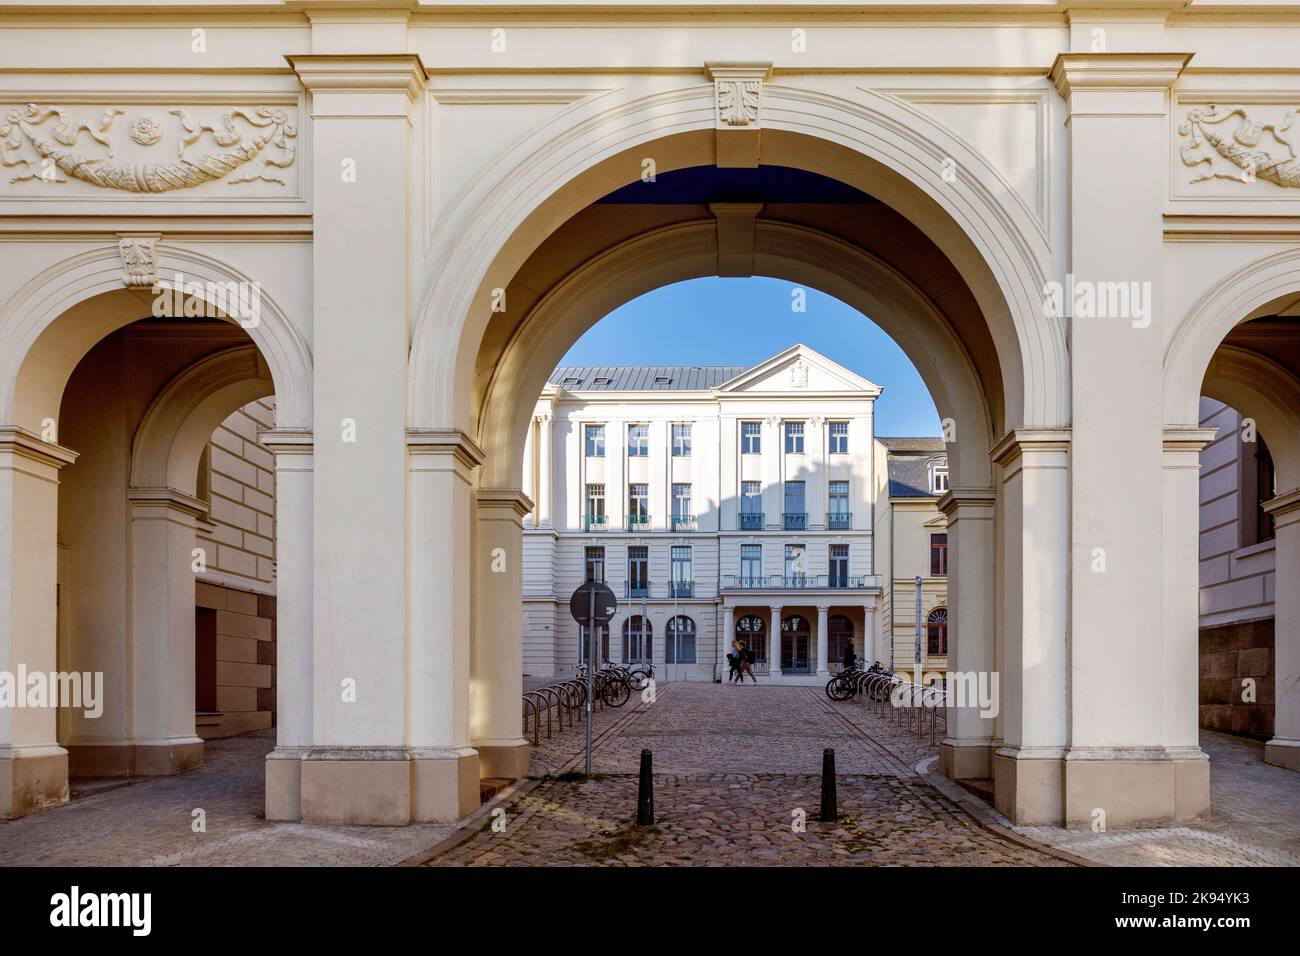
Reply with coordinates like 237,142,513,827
783,512,807,530
719,574,882,591
626,581,651,599
827,512,852,530
625,513,651,531
668,580,694,598
670,514,696,532
738,512,764,531
584,514,608,532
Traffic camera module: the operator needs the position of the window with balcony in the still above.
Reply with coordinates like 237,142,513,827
741,420,761,454
783,480,806,530
670,545,693,598
740,544,762,587
627,423,649,457
784,544,806,587
784,421,805,454
740,481,763,530
829,543,849,588
671,483,693,531
828,480,850,530
584,546,605,582
585,483,606,531
672,423,692,457
627,483,649,530
828,421,849,454
584,424,605,458
627,545,649,598
930,533,948,577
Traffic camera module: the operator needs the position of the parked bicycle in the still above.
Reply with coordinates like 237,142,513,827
575,662,631,707
625,660,655,692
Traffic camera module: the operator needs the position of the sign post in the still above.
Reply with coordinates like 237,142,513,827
569,580,617,776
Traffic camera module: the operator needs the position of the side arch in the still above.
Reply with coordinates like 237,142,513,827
1202,346,1300,489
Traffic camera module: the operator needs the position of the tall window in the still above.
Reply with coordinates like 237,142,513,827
930,533,948,577
627,545,649,598
741,480,763,529
585,483,605,529
584,424,605,457
784,480,806,530
672,423,692,457
1241,434,1277,547
929,459,949,494
829,543,849,587
666,615,697,664
735,614,766,664
740,544,762,586
584,546,605,582
741,420,762,454
627,483,649,528
784,421,805,454
671,483,693,530
670,546,693,598
828,421,849,454
784,544,806,586
627,423,649,457
623,615,652,663
828,480,849,529
579,623,610,663
927,607,948,656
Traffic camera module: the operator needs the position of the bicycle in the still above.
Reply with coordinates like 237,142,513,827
825,662,861,701
625,660,655,692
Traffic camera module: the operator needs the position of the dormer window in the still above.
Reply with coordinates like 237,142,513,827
562,377,582,388
654,376,672,385
593,377,611,385
929,459,949,495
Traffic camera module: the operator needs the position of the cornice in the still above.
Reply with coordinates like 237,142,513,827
990,427,1071,466
286,53,427,100
1049,51,1192,98
0,426,78,469
478,487,535,518
406,427,486,468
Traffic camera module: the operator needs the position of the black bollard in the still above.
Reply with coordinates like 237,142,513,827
636,748,654,826
820,748,837,823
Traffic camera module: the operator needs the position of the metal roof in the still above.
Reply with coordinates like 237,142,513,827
549,365,747,392
883,439,948,499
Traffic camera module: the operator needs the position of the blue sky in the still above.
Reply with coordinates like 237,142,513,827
560,276,942,437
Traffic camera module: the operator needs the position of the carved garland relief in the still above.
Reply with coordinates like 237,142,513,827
1,104,297,192
1179,104,1300,189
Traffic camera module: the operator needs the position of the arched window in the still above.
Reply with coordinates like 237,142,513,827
827,614,855,666
735,614,766,663
927,607,948,656
781,615,811,674
622,615,652,663
666,615,696,664
578,622,610,663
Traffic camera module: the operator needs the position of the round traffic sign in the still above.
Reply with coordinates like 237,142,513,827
569,580,618,626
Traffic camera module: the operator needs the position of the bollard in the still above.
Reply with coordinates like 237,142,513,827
636,748,654,826
820,748,837,824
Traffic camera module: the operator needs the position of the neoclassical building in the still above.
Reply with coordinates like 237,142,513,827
522,345,886,683
2,1,1299,831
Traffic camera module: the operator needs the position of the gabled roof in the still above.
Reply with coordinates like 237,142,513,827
713,343,881,395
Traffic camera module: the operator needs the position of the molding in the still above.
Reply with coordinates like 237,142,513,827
1162,425,1219,453
1049,52,1192,99
990,427,1071,466
126,485,209,520
478,487,534,518
935,487,996,517
1263,486,1300,519
286,53,428,101
406,427,486,468
0,425,78,469
259,427,314,455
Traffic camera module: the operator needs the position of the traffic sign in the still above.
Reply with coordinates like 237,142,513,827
569,580,617,626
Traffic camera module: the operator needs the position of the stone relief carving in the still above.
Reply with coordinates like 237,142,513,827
1179,104,1300,188
716,78,761,127
791,358,809,388
118,236,158,288
1,104,297,191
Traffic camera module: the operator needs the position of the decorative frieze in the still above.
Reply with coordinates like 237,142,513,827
1179,104,1300,189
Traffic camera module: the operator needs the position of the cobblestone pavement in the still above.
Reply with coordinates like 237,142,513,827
0,730,455,866
431,682,1069,866
1016,730,1300,867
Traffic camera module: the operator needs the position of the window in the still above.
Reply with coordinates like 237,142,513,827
672,483,693,530
829,543,849,588
735,614,766,664
930,533,948,577
627,423,649,457
584,424,605,458
670,546,693,598
627,546,649,598
929,459,949,494
740,480,763,530
927,607,948,656
666,615,697,664
741,421,762,454
784,544,806,586
593,376,611,385
828,480,850,530
578,623,610,663
627,483,649,529
672,423,692,457
828,615,855,669
585,484,606,530
784,421,805,454
584,546,605,582
654,376,672,385
562,377,582,388
740,544,762,587
623,616,652,663
828,421,849,454
783,481,806,530
1241,434,1277,547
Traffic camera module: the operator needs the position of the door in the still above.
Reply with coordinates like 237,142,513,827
781,615,811,674
665,615,696,683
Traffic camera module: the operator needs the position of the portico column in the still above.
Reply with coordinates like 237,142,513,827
289,54,426,825
0,428,76,819
769,604,782,678
1264,488,1300,772
815,603,830,677
262,428,313,821
1053,51,1204,826
719,603,734,680
536,413,554,529
472,488,534,781
937,488,997,780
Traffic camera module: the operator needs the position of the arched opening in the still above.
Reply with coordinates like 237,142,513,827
827,614,855,671
927,607,949,657
780,615,811,676
622,615,653,664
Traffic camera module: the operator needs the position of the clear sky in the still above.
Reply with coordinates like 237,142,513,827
559,276,942,437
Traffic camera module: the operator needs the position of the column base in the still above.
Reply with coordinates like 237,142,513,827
1264,738,1300,773
299,747,481,825
1063,747,1209,827
940,739,992,779
993,747,1063,825
265,747,304,821
66,738,203,778
473,739,530,780
0,745,68,819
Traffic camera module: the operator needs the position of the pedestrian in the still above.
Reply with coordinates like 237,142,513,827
734,637,757,683
843,639,857,672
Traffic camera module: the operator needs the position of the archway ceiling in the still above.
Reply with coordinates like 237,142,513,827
1219,317,1300,384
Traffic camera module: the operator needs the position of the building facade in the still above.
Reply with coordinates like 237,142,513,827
523,345,885,684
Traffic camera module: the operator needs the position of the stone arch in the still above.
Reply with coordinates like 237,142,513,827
1202,346,1300,489
410,81,1064,436
0,243,311,434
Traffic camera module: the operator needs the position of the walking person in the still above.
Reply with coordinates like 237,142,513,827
734,637,757,683
843,639,858,672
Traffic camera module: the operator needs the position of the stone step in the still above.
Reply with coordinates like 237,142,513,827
479,778,513,804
